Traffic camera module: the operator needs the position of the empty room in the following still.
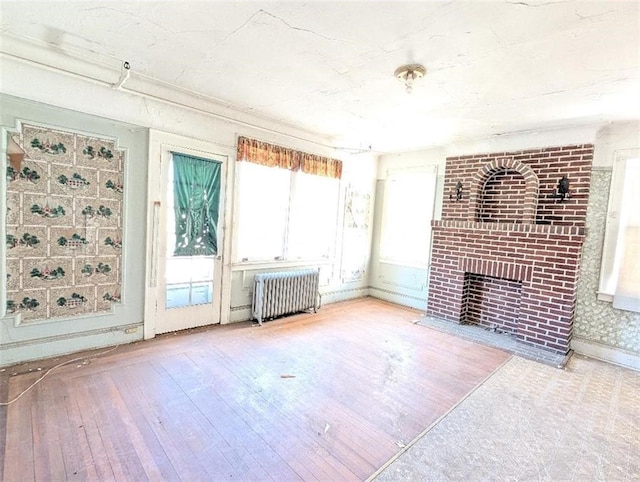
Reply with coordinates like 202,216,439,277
1,1,639,481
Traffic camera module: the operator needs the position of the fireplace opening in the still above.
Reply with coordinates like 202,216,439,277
461,273,522,336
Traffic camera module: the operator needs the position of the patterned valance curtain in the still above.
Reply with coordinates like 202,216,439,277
172,153,221,256
237,136,342,179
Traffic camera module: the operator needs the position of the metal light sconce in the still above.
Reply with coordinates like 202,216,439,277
552,175,571,202
449,181,463,201
394,64,426,94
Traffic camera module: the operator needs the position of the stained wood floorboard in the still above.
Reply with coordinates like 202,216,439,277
1,298,510,481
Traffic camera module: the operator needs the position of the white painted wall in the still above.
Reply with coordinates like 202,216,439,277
0,55,327,154
0,55,377,365
592,121,640,168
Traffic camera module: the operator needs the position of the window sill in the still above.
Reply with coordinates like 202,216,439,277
231,258,334,271
597,292,614,302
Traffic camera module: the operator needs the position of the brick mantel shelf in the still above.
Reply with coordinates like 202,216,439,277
432,220,585,236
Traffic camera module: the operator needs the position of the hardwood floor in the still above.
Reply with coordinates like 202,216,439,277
0,298,510,481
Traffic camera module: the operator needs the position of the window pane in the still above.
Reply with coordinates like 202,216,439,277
380,171,436,266
166,257,192,284
191,257,215,281
288,172,340,259
191,282,213,305
236,163,290,260
166,283,190,309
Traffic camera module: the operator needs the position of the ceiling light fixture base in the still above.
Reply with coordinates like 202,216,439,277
394,64,426,94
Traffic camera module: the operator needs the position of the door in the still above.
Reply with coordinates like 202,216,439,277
147,138,229,336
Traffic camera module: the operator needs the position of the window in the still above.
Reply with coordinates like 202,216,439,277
235,162,340,262
171,153,221,256
380,168,437,267
235,162,291,261
288,171,340,259
599,154,640,312
165,154,217,308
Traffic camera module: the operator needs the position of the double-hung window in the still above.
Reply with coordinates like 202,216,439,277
287,171,340,260
235,162,291,261
379,167,438,267
234,137,342,263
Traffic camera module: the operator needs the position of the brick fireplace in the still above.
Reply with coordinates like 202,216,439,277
427,145,593,354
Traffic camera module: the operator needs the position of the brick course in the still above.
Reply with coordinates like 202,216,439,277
462,274,522,335
442,145,592,226
427,144,593,354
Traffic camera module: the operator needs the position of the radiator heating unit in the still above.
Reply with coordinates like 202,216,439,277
252,269,320,325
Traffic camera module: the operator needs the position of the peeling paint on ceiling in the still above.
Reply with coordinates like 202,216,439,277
1,1,638,152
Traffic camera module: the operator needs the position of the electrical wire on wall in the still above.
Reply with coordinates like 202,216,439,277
0,345,120,406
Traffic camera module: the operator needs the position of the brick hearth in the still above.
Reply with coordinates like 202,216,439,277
427,145,593,354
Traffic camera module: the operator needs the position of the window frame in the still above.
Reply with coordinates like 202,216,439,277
379,166,438,269
598,148,640,302
232,161,341,266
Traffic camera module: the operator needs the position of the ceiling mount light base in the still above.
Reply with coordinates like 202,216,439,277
394,64,426,93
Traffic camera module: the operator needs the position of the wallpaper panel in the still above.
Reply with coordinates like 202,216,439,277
6,123,124,322
574,169,640,354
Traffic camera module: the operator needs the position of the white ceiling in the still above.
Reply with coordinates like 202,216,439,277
1,1,639,153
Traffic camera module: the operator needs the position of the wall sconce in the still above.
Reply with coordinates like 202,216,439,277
552,175,571,202
449,181,463,201
394,64,426,94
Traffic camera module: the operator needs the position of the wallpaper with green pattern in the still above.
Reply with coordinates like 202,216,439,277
6,123,124,322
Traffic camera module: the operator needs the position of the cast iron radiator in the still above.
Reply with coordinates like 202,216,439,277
252,269,320,325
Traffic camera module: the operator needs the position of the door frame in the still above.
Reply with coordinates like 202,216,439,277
144,130,234,339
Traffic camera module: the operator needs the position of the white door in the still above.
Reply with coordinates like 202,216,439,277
145,133,230,336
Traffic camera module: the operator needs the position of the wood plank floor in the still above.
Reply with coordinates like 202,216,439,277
0,298,510,481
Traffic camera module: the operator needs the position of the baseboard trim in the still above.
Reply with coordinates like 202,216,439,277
0,324,142,367
571,338,640,371
229,308,252,323
321,287,369,305
228,288,370,324
368,287,427,311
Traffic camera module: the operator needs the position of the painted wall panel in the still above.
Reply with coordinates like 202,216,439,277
1,94,148,366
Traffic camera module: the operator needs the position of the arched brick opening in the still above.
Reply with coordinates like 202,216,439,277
467,157,538,223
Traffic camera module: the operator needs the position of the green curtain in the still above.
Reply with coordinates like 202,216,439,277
172,153,221,256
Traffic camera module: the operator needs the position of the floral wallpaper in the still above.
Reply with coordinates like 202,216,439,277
5,123,124,322
574,168,640,354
